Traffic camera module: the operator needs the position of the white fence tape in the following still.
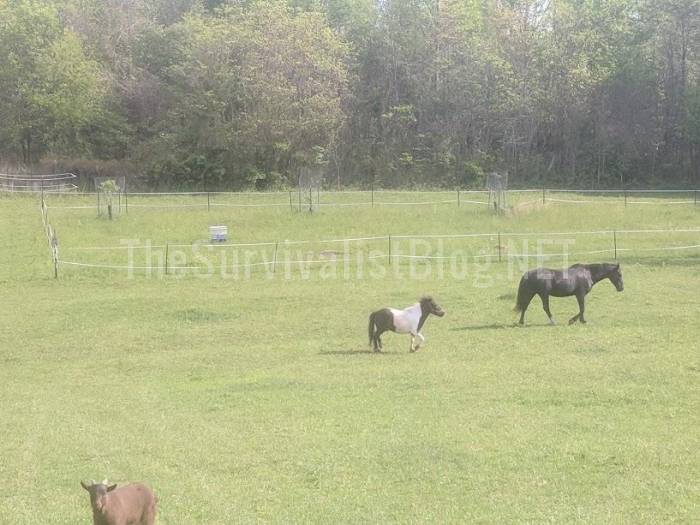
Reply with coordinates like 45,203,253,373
63,228,700,253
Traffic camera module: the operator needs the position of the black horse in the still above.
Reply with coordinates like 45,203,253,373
515,263,623,325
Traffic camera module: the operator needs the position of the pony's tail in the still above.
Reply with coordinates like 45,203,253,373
514,275,528,312
368,312,376,346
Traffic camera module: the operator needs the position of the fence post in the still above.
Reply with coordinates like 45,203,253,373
371,183,374,208
613,230,617,260
289,191,293,212
207,192,211,212
97,189,100,216
52,229,59,279
542,186,546,204
457,190,460,208
695,190,698,206
388,235,392,260
164,242,169,275
298,189,302,212
272,241,279,273
124,178,128,215
624,189,628,207
498,232,502,263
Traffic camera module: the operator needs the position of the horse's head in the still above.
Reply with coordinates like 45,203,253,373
608,263,624,292
420,296,445,317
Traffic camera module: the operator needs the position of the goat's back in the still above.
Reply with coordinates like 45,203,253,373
98,483,157,525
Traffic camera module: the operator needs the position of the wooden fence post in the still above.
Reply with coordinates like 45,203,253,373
613,230,618,260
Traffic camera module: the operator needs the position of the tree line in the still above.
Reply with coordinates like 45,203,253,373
0,0,698,189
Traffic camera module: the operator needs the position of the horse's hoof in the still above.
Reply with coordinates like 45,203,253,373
568,319,576,325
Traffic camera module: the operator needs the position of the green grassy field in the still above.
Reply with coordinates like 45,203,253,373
0,192,698,524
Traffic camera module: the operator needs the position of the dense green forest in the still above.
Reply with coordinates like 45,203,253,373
1,0,699,189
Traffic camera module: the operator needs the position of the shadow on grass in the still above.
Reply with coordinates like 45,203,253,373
450,323,516,331
319,350,401,356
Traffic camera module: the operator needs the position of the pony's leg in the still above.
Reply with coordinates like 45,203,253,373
541,294,556,324
371,330,380,352
413,333,425,351
409,334,415,352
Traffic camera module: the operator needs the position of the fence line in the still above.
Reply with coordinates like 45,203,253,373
55,227,700,276
57,242,700,274
62,227,700,253
36,186,700,211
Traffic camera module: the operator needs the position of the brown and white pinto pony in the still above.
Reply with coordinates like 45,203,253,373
368,296,445,352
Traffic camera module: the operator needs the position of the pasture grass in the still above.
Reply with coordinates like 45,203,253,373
0,192,698,524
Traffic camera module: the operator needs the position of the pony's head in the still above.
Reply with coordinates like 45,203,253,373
420,296,445,317
608,263,624,292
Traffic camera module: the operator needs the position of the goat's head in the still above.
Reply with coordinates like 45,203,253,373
81,480,117,511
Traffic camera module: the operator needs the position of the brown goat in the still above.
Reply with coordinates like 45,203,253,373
81,480,157,525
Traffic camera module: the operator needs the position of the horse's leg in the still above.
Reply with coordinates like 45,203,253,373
569,295,583,324
409,334,415,352
541,294,555,325
577,293,586,324
519,291,535,325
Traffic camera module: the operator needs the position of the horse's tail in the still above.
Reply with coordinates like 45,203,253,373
514,275,528,312
368,312,376,346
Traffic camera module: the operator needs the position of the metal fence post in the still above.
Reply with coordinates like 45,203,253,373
207,192,211,212
164,242,169,275
613,230,618,260
498,232,502,263
272,242,279,273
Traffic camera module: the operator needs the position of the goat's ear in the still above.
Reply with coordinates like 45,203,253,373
80,481,90,491
107,484,117,492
